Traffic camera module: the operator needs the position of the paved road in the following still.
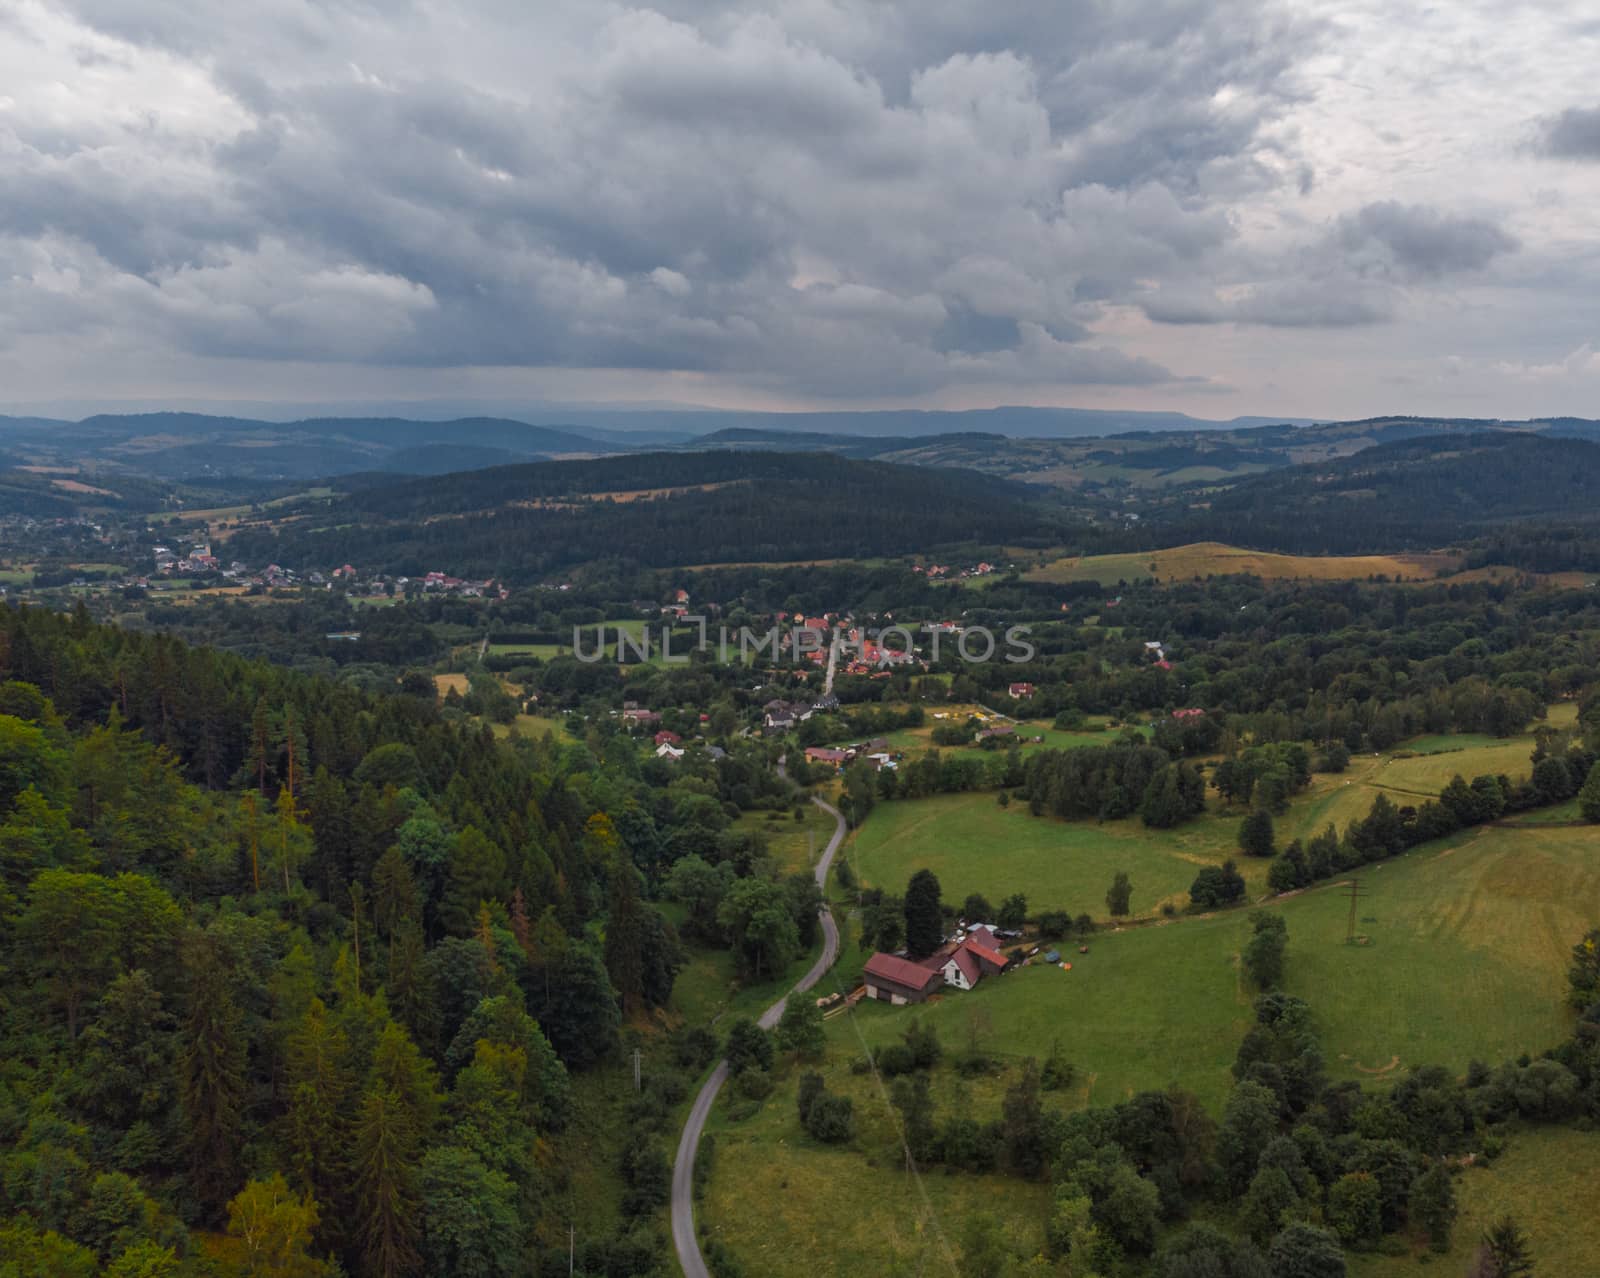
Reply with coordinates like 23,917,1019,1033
670,793,846,1278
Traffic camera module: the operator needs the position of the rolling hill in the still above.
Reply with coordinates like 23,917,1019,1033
1161,431,1600,553
223,450,1082,578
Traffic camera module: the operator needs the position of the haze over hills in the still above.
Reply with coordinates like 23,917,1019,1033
5,406,1599,488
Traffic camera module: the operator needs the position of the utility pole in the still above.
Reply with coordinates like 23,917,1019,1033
633,1048,641,1093
1344,877,1368,945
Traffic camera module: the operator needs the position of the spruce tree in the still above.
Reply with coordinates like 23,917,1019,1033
180,936,248,1218
1578,760,1600,823
903,869,944,958
352,1088,423,1278
1240,809,1277,858
604,859,646,1013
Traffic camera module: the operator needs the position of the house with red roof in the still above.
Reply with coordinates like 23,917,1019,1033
863,953,944,1005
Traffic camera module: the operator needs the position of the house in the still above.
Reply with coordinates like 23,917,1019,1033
1008,682,1035,699
804,747,848,766
863,953,944,1005
976,724,1015,742
811,693,840,712
919,926,1010,992
622,707,661,727
938,946,983,990
653,730,681,746
1173,708,1206,721
655,742,684,761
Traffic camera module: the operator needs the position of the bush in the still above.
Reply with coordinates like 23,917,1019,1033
1037,910,1071,938
731,1068,774,1102
874,1043,917,1077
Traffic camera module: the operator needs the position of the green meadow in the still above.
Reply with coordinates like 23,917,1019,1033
701,818,1599,1275
838,822,1594,1109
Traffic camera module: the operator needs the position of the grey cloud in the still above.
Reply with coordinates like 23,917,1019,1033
1141,281,1390,328
3,0,1552,403
1335,202,1519,280
1536,106,1600,160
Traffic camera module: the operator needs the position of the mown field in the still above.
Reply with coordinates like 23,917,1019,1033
1024,542,1458,586
845,789,1254,918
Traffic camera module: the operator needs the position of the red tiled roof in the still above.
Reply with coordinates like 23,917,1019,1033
864,952,943,991
965,926,998,950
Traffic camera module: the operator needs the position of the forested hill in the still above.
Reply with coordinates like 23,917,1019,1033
0,602,789,1274
229,451,1079,576
1165,431,1600,554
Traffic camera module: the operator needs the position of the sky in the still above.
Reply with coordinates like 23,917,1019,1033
2,0,1599,421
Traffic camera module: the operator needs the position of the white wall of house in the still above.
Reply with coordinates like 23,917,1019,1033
940,960,973,990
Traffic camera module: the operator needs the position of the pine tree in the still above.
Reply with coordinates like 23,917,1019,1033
1106,870,1132,917
1478,1215,1534,1276
604,859,646,1013
282,998,354,1211
440,826,506,937
903,869,944,958
1240,809,1277,858
180,936,248,1218
351,1089,423,1278
1578,760,1600,824
1411,1162,1457,1253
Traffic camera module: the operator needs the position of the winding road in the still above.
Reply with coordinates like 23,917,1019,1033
670,791,846,1278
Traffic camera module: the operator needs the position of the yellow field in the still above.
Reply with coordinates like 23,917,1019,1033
1025,542,1459,586
433,673,470,697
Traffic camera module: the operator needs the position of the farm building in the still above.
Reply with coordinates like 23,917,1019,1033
862,953,944,1005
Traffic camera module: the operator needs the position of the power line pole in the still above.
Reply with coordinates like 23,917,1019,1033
1345,877,1368,945
632,1048,641,1093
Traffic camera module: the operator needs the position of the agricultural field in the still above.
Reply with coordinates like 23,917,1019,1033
844,789,1257,919
845,714,1553,924
701,818,1599,1275
1024,542,1459,587
841,821,1595,1108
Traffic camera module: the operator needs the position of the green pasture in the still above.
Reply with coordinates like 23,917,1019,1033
839,822,1593,1110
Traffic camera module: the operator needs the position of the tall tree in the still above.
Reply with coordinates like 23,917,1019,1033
1106,870,1132,918
603,859,646,1013
351,1089,423,1278
903,869,944,958
180,935,248,1218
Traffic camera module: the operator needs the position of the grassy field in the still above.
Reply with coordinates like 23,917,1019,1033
706,830,1600,1275
1350,1125,1600,1275
701,1048,1052,1276
1024,542,1457,587
839,820,1594,1110
845,790,1256,919
730,805,838,877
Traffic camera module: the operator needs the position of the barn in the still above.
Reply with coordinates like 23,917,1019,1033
862,953,944,1005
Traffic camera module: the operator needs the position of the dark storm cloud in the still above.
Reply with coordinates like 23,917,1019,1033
1536,106,1600,160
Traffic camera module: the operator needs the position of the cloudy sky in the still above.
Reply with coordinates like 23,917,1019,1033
2,0,1599,420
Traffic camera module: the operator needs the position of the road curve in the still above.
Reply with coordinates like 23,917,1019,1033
671,793,846,1278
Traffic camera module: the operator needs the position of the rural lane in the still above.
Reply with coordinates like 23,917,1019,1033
670,792,846,1278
